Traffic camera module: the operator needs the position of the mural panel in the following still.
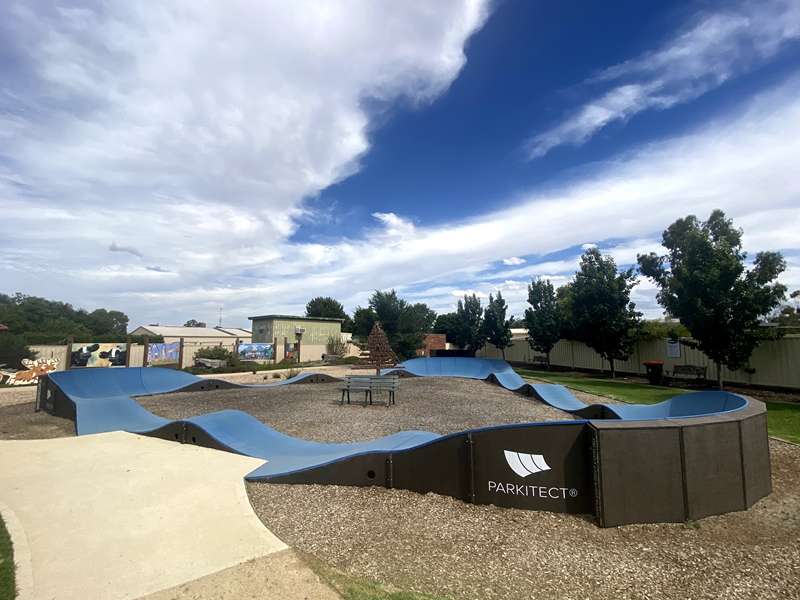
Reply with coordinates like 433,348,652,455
71,343,127,368
147,342,180,366
0,358,59,385
237,343,274,360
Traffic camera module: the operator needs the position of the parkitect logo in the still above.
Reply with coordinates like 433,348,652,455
488,450,578,499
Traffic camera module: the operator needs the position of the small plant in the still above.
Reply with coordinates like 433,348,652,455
326,334,347,358
195,346,233,362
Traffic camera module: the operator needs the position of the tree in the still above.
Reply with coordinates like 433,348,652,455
451,294,485,355
366,322,398,373
483,292,512,359
433,312,461,343
0,334,35,370
305,296,352,332
637,320,690,341
396,302,437,359
352,291,435,359
0,293,129,343
183,319,207,328
351,306,377,342
508,316,526,328
87,309,128,335
638,209,786,388
569,248,641,378
524,279,561,367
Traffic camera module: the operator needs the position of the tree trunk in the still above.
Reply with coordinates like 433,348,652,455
609,358,616,379
546,351,551,371
716,361,723,390
501,347,506,360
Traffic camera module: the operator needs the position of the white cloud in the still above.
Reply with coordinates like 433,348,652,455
502,257,526,265
0,0,490,321
109,242,144,258
526,0,800,158
1,2,799,328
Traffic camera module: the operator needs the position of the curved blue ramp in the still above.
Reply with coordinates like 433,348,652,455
45,361,748,492
387,357,748,420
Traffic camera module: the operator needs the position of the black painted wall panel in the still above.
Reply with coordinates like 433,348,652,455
596,427,686,527
682,422,745,520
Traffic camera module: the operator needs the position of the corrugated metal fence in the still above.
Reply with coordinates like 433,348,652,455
478,335,800,389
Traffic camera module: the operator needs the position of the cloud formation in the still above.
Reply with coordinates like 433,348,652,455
1,1,798,328
526,0,800,158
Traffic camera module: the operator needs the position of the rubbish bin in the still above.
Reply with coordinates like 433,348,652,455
642,360,665,385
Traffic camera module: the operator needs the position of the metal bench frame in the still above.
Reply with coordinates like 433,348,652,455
671,365,708,380
340,375,399,406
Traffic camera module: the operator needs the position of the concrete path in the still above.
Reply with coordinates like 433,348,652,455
0,432,290,599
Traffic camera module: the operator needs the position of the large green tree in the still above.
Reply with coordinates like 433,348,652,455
305,296,352,332
482,292,512,359
351,306,377,341
0,293,129,342
569,248,642,377
524,279,561,367
433,312,461,343
351,290,435,359
638,209,786,388
450,294,486,355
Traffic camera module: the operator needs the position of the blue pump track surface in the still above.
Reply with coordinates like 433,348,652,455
47,358,748,481
384,358,748,419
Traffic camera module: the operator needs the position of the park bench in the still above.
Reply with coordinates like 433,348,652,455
339,375,399,406
671,364,707,381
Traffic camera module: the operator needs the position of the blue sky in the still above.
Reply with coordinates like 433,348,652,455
1,0,799,328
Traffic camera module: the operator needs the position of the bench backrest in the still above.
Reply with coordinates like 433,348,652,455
673,365,707,376
343,375,399,389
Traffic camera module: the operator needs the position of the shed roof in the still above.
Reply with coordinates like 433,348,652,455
248,314,344,323
129,325,251,338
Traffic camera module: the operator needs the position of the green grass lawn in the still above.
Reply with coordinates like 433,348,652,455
517,368,800,444
0,515,15,600
308,556,447,600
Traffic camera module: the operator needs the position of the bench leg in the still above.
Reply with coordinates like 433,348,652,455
340,390,345,405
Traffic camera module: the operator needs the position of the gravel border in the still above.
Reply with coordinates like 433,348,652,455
140,378,574,442
2,376,798,599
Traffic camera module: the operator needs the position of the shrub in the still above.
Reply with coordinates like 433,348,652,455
0,334,35,370
326,335,347,358
195,346,233,362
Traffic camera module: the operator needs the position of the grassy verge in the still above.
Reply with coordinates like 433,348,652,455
762,402,800,444
518,368,800,444
516,368,685,404
0,514,15,600
307,556,447,600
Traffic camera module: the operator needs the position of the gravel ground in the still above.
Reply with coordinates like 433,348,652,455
140,378,573,441
0,402,74,439
247,439,800,600
2,377,798,599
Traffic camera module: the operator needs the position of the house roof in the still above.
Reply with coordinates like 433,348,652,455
248,314,344,323
215,327,253,337
129,325,251,338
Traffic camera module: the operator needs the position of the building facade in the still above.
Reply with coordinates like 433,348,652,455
249,315,343,362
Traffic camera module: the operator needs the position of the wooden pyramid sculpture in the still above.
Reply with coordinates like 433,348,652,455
367,322,397,374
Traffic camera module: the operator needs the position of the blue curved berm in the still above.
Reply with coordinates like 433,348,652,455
41,359,766,525
385,357,748,419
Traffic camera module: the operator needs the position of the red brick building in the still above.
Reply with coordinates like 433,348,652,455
417,333,446,357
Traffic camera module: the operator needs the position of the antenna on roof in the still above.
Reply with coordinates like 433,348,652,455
218,305,223,328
